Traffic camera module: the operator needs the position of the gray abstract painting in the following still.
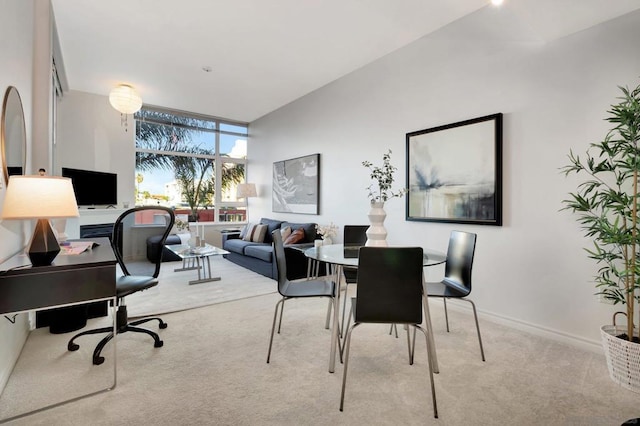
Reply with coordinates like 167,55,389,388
272,153,319,214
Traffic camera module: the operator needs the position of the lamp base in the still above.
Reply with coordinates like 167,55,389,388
28,219,61,267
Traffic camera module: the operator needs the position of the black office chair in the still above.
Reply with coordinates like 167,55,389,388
267,230,339,363
424,230,485,361
67,206,175,365
340,247,438,418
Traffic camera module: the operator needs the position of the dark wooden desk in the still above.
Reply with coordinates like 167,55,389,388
0,237,117,423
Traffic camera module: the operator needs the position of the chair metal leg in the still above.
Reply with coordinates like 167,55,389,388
443,298,450,332
415,325,438,418
463,298,486,361
406,325,413,365
267,298,285,363
339,323,359,411
130,316,167,329
388,323,399,338
277,299,286,334
325,299,332,329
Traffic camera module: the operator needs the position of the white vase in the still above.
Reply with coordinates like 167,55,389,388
365,201,388,247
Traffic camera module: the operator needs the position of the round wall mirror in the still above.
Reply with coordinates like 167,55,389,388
1,86,27,186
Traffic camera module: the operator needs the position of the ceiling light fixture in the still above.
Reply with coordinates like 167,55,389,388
109,84,142,132
491,0,504,5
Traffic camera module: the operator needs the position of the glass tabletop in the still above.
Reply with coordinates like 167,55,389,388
165,243,229,259
304,244,446,267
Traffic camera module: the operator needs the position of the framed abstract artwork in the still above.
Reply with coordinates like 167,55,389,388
272,153,320,215
406,113,503,226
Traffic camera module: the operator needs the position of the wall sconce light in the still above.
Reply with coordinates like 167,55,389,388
1,176,79,266
109,84,142,131
236,183,257,199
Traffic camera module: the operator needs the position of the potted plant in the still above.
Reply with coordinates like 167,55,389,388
561,81,640,392
362,149,406,246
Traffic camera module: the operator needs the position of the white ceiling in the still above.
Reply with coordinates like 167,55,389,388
51,0,640,123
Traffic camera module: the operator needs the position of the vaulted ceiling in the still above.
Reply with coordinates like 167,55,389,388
51,0,640,122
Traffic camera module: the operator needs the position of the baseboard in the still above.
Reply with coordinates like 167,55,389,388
440,299,603,355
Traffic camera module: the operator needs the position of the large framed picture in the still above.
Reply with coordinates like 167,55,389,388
406,113,503,226
272,153,320,215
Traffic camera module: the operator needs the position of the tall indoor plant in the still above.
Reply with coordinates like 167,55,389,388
562,82,640,390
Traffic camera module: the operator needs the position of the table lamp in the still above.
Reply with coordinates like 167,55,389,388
1,175,79,266
236,183,257,199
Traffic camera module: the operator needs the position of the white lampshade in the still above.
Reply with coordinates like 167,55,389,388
1,176,79,219
236,183,257,199
109,84,142,114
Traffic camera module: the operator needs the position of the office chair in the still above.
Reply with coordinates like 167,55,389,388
340,247,438,418
424,230,485,361
67,206,175,365
267,230,340,363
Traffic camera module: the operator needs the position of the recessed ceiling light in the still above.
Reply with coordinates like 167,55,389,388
202,66,212,73
491,0,504,5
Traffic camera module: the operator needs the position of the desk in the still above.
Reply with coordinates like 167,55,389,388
0,237,117,423
304,244,446,374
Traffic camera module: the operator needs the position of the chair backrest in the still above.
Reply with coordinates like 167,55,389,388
271,230,290,295
343,225,369,247
356,247,424,325
112,206,175,278
443,231,477,294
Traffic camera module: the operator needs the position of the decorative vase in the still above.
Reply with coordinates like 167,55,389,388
323,237,332,245
601,325,640,393
177,232,190,246
365,201,388,247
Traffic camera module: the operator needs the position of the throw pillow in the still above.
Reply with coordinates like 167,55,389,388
242,223,268,242
284,228,305,245
239,223,253,239
280,226,292,240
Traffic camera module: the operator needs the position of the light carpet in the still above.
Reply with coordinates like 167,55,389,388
125,257,277,318
2,290,640,425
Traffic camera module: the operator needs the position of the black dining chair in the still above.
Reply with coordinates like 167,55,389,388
67,206,175,365
267,230,340,363
325,225,369,335
424,230,485,361
340,246,438,418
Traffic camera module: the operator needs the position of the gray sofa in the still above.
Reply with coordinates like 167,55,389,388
222,218,320,280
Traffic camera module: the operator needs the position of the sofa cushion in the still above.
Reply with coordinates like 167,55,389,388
280,226,292,240
224,238,263,255
281,222,317,243
242,223,268,242
260,218,284,243
244,244,273,262
284,228,305,245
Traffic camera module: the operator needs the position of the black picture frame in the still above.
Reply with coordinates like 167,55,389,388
272,153,320,215
406,113,503,226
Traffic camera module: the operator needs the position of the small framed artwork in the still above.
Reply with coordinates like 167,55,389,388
272,153,320,215
406,113,503,226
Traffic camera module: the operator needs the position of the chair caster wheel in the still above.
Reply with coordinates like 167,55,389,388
68,342,79,352
159,322,168,329
155,340,164,348
93,356,105,365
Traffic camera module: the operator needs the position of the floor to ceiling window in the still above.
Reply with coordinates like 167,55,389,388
134,107,249,223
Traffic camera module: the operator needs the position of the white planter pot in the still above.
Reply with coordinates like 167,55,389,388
601,325,640,393
365,201,388,247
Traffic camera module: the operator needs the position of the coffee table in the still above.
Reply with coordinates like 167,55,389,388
164,243,230,285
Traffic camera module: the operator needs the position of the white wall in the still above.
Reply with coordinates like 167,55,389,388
56,90,135,207
0,0,36,394
249,7,640,349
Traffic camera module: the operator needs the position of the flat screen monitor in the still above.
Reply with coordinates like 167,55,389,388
61,167,117,207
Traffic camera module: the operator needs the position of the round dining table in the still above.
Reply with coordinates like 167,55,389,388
304,244,446,374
